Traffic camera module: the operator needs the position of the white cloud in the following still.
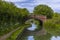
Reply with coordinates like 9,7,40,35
31,0,60,12
3,0,27,2
4,0,60,13
15,4,34,12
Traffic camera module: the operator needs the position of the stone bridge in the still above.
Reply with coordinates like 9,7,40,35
24,14,47,27
30,15,46,22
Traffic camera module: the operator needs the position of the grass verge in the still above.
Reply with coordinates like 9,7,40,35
7,24,30,40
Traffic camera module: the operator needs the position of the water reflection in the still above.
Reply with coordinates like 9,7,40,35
51,36,60,40
17,23,60,40
27,23,37,31
27,23,35,40
28,36,34,40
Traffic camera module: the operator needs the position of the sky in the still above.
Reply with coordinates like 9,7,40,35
4,0,60,13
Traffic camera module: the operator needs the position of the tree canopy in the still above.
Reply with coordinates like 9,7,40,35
0,1,29,24
0,1,29,35
33,4,54,18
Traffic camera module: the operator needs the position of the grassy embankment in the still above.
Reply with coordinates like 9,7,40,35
44,15,60,36
0,23,20,36
34,14,60,40
7,24,30,40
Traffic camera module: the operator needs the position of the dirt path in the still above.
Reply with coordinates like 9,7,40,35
0,27,20,40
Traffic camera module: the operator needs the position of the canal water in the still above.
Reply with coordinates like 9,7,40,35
17,23,60,40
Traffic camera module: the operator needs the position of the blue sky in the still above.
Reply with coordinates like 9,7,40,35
4,0,60,13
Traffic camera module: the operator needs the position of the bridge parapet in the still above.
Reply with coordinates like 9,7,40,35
30,15,47,22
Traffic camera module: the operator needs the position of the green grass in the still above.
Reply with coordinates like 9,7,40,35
44,16,60,36
7,24,30,40
0,24,20,36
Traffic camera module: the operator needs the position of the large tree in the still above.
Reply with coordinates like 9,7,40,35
33,4,54,18
0,1,29,24
0,0,30,35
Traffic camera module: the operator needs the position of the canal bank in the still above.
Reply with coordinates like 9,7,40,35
16,23,60,40
7,24,30,40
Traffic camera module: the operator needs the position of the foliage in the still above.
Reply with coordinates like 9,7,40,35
34,33,52,40
44,15,60,36
0,0,60,40
33,4,54,18
0,23,20,36
33,19,42,30
7,24,30,40
0,1,29,36
53,12,60,18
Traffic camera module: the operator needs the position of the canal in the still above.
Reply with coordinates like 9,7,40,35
16,23,60,40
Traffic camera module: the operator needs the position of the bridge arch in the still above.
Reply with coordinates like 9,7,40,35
24,19,43,31
23,15,46,30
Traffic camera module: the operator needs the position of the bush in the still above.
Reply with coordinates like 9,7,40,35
44,16,60,36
